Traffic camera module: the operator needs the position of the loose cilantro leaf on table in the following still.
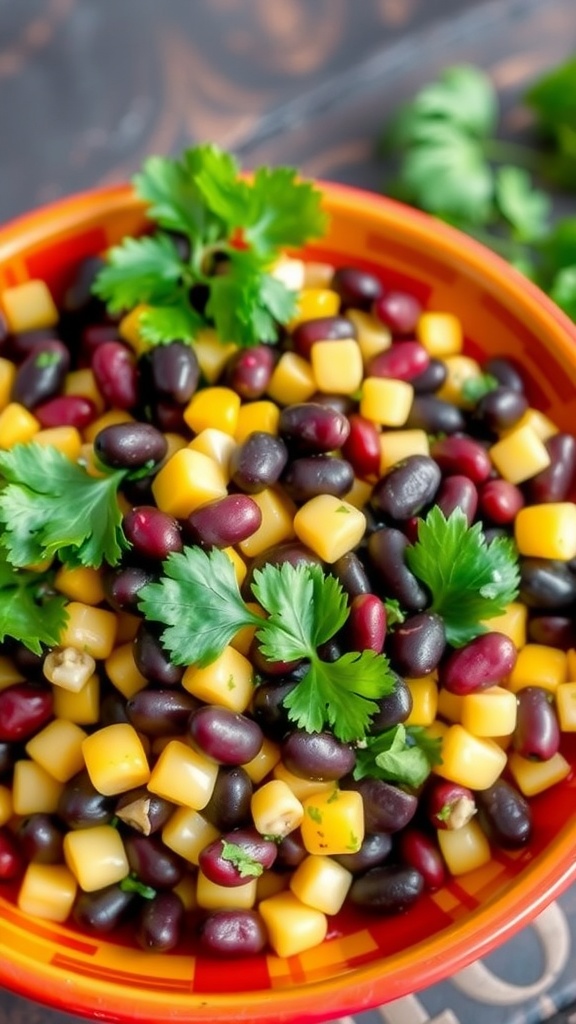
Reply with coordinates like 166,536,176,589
0,443,129,569
0,550,68,655
138,550,396,743
406,507,520,647
354,724,442,789
93,144,327,348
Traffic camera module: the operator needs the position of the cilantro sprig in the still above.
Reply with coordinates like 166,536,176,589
406,507,520,647
221,842,264,879
93,145,327,348
354,724,443,790
138,548,397,743
0,548,68,655
0,443,130,569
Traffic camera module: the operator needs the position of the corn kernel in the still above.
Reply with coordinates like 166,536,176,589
162,807,220,865
379,429,429,473
437,819,491,875
293,494,366,563
118,305,150,356
435,355,484,407
301,788,364,856
26,718,87,782
148,739,218,809
64,825,129,891
184,386,241,436
290,854,353,915
515,502,576,561
437,687,464,724
194,329,237,384
288,288,340,329
267,352,317,405
273,760,335,802
63,368,106,415
59,602,117,659
360,377,414,427
105,642,148,699
433,725,507,790
238,486,296,559
417,311,463,356
251,779,304,838
83,409,134,443
82,723,150,796
235,401,280,443
0,402,40,447
152,448,227,518
54,566,106,605
405,675,438,726
1,279,58,332
482,602,527,649
499,407,558,441
460,686,517,737
183,645,254,713
508,751,571,796
311,339,363,395
0,358,16,410
556,682,576,731
13,760,64,814
507,644,567,694
18,863,77,922
53,673,100,725
489,424,551,484
259,890,328,958
0,785,13,826
188,428,236,478
243,737,281,783
197,870,257,910
33,426,82,460
347,309,391,363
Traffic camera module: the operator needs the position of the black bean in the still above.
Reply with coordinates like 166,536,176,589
133,623,184,686
198,909,268,957
136,892,185,952
331,551,372,597
202,767,253,831
406,395,466,434
278,403,350,454
369,675,413,733
411,358,448,394
484,357,525,393
281,730,356,780
282,455,354,502
73,883,136,933
126,689,199,737
345,778,418,833
350,865,424,912
333,832,393,874
124,834,184,890
229,432,288,493
331,267,383,310
11,340,70,409
141,341,199,405
525,434,576,504
519,558,576,609
476,779,533,848
367,528,429,610
372,456,441,521
94,422,167,471
388,611,446,677
57,770,115,829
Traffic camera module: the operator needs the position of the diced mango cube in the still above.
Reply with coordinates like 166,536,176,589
82,723,150,796
417,311,463,356
300,788,364,856
288,288,340,329
196,871,257,910
59,602,117,659
290,854,353,915
347,309,391,363
152,448,227,517
18,863,77,922
460,686,517,737
508,751,571,796
162,807,220,865
267,352,317,405
235,400,280,443
148,740,218,809
379,429,429,473
194,329,237,384
293,494,366,563
437,819,491,875
64,825,129,891
432,724,507,790
514,502,576,560
360,377,414,427
489,424,551,484
507,644,567,694
259,890,328,958
311,339,363,395
0,402,40,448
238,486,296,559
1,279,58,332
25,718,87,782
184,386,241,436
182,645,254,713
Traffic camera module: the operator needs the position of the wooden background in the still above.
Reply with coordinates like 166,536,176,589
1,1,576,1022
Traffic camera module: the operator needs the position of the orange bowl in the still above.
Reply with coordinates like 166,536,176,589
1,181,576,1024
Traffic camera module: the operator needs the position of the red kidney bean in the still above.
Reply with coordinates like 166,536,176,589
350,864,424,912
57,770,115,829
474,387,528,432
199,909,268,957
513,687,561,761
334,832,393,874
278,403,350,454
92,341,138,409
149,399,188,434
249,638,302,679
411,358,448,394
81,324,121,363
347,593,386,654
282,455,354,502
188,706,263,765
0,684,53,742
309,392,356,417
142,341,200,405
426,780,476,830
476,779,533,848
346,778,417,833
199,829,277,887
406,395,465,434
439,632,517,695
341,413,381,479
126,689,199,738
0,828,24,881
519,558,576,609
11,340,70,409
17,814,63,864
331,551,372,597
372,291,422,335
73,883,136,933
229,432,288,493
388,612,446,677
291,315,356,359
123,506,182,560
95,422,168,471
281,730,356,780
528,614,576,650
372,456,442,522
34,394,97,430
103,564,156,613
369,675,413,732
332,267,383,310
484,357,525,393
398,829,446,890
367,529,429,611
430,435,492,483
125,834,184,890
526,434,576,504
136,892,185,952
479,479,525,525
133,623,184,686
115,788,173,835
185,494,262,548
368,341,430,381
435,474,478,524
203,767,253,832
225,345,276,399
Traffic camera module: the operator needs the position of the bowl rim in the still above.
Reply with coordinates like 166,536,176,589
1,180,576,1023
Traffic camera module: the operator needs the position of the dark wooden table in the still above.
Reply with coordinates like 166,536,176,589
1,1,576,1022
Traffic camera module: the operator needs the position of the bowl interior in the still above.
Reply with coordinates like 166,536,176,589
1,183,576,1024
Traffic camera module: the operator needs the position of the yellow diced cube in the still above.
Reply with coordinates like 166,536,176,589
293,494,366,563
196,870,257,910
82,723,150,796
118,305,151,356
33,426,82,460
507,751,571,796
0,358,16,410
344,476,373,509
238,486,296,559
311,339,363,395
52,672,100,725
184,386,241,436
193,329,237,384
251,779,304,838
417,311,463,357
162,807,220,865
152,448,227,517
499,407,558,441
243,736,281,784
432,724,507,790
437,819,491,875
437,687,464,724
1,279,59,332
273,761,335,802
360,377,414,427
556,682,576,731
482,602,527,649
64,825,129,891
188,428,236,478
63,368,106,415
300,788,364,856
515,502,576,561
290,854,353,915
54,565,106,605
435,355,483,407
59,602,117,660
0,402,40,448
267,352,317,406
18,863,77,922
259,890,327,958
507,644,567,694
288,288,340,329
235,400,280,443
105,642,148,699
12,760,64,814
347,309,391,363
405,675,438,726
460,686,517,737
489,424,551,484
182,645,254,713
0,784,13,826
83,409,134,443
148,739,218,809
379,429,429,473
25,718,87,782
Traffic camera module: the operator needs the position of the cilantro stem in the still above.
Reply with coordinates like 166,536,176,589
483,139,539,168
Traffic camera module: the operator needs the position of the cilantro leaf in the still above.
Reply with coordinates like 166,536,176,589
549,265,576,320
495,166,550,242
252,562,348,661
220,841,264,878
525,56,576,144
406,507,520,647
0,444,129,569
133,147,225,242
192,147,252,229
0,552,68,655
119,875,156,900
353,724,440,789
139,299,204,345
92,234,186,314
461,372,499,404
384,598,405,628
245,167,328,255
137,546,261,667
205,249,296,347
410,65,498,139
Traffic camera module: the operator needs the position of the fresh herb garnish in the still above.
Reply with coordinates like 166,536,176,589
0,443,129,569
0,549,68,654
354,724,443,789
93,144,327,348
138,549,397,742
384,597,405,628
405,507,520,647
461,372,499,404
119,875,157,900
220,841,264,878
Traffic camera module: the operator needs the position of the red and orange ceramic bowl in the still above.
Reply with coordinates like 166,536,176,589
1,182,576,1024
